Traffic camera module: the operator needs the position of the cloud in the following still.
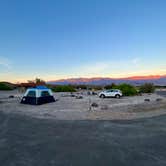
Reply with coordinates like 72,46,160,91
0,56,12,69
131,58,141,65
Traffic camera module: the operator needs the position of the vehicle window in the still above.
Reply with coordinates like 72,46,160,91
41,91,51,97
113,90,118,92
27,91,36,97
107,90,113,92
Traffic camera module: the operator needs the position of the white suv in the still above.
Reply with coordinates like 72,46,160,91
99,89,122,98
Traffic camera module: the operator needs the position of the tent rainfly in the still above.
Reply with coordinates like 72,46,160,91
21,86,55,105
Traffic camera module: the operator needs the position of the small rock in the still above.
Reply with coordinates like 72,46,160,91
61,94,67,97
76,96,83,99
87,91,91,95
144,99,150,102
156,98,162,102
70,94,75,97
101,105,108,110
70,93,75,97
92,92,97,95
91,103,98,107
137,93,142,96
9,95,14,98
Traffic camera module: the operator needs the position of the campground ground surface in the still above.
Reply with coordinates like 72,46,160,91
1,111,166,166
0,90,166,120
0,90,166,165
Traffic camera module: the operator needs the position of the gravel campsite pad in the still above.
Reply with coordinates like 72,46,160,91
0,90,166,120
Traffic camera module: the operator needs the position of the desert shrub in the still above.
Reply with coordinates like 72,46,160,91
52,85,76,92
104,83,116,89
0,83,13,90
93,85,103,90
27,78,46,85
139,83,155,93
115,84,137,96
74,85,88,90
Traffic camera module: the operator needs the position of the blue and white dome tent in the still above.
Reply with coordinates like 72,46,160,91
21,86,55,105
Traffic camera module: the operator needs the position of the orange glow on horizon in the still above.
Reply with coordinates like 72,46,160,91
1,72,166,84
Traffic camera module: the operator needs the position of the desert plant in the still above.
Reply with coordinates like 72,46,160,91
52,85,76,92
139,83,155,93
116,83,137,96
104,83,116,89
27,78,46,84
92,85,103,90
35,78,45,84
74,85,88,90
0,82,13,90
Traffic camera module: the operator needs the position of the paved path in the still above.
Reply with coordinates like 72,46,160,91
0,112,166,166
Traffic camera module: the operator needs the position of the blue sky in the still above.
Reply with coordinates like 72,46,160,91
0,0,166,82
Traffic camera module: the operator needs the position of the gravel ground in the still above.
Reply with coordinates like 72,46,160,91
0,90,166,166
0,90,166,120
1,112,166,166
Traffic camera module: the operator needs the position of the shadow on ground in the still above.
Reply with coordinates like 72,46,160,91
0,112,166,166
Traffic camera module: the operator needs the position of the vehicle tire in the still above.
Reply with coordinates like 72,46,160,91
100,94,105,98
115,94,120,98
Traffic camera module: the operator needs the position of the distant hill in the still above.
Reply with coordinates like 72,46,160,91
48,75,166,86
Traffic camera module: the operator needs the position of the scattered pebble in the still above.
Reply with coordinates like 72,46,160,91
100,105,108,110
91,103,98,107
144,99,150,102
76,96,83,99
9,95,14,98
156,98,163,102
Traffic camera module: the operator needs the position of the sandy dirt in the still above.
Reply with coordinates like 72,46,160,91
0,90,166,120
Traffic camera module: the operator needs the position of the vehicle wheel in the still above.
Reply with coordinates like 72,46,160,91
100,94,105,98
115,94,120,98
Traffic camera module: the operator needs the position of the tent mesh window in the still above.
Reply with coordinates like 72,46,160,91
41,91,51,97
27,91,36,97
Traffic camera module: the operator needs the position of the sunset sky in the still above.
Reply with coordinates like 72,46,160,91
0,0,166,83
